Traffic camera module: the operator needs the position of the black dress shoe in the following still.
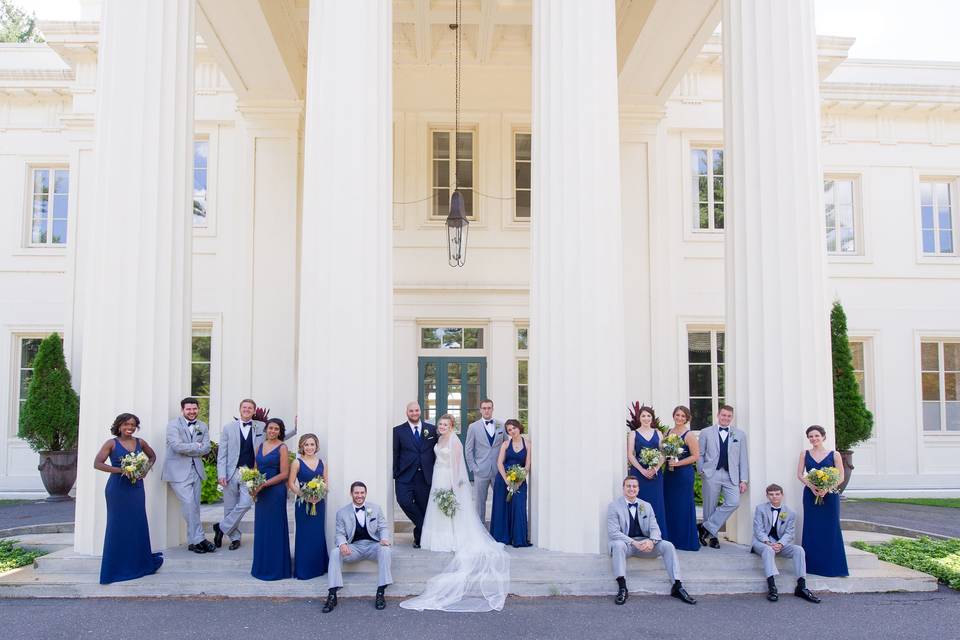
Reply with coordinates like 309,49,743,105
375,591,386,610
322,592,338,613
614,585,628,605
708,536,720,549
697,524,709,547
795,585,821,603
200,539,216,553
671,583,697,605
767,586,779,602
229,540,241,551
188,543,207,554
213,523,224,548
412,542,421,549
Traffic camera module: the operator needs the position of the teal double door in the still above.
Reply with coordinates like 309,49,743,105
417,357,486,451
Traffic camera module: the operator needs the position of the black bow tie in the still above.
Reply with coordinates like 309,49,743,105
188,421,196,427
719,427,729,432
771,507,781,512
484,420,494,425
242,422,252,427
355,506,365,513
628,503,638,510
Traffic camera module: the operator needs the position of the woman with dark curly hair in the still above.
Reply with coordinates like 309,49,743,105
251,417,291,580
626,405,669,541
93,413,163,584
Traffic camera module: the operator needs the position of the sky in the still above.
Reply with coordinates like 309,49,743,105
12,0,960,63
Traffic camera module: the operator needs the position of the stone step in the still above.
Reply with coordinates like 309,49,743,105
0,563,935,599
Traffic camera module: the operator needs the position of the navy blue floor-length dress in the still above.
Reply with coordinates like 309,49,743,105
251,444,292,581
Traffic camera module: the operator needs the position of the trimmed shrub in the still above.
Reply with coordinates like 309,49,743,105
18,333,79,452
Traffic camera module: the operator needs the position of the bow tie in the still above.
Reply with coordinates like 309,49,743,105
484,420,494,426
188,421,196,427
719,427,729,433
355,506,365,513
771,507,781,512
628,503,638,509
242,422,252,427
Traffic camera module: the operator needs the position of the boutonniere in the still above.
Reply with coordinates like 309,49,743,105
778,512,788,522
423,430,433,439
366,508,373,517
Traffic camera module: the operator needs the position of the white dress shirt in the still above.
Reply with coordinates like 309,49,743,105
483,419,496,438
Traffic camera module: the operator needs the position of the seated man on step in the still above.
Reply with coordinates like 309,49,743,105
751,483,821,603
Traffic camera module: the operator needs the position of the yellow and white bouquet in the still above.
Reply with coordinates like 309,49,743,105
433,488,459,518
661,434,686,470
297,476,327,516
639,447,663,469
805,466,841,505
505,465,528,502
119,451,150,484
238,466,266,500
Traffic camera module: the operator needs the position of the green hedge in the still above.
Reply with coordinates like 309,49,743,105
200,441,221,504
852,537,960,590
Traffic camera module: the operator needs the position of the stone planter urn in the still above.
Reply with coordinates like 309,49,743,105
837,449,855,494
37,450,78,501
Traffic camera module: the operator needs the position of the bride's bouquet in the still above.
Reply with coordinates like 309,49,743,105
433,488,459,518
661,434,686,470
639,447,663,469
805,466,841,505
505,465,527,502
119,451,150,484
297,477,327,516
238,466,266,500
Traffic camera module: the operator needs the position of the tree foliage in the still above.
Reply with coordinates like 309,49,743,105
18,333,79,452
0,1,43,43
831,301,873,451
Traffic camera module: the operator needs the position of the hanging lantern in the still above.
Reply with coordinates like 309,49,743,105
446,191,469,267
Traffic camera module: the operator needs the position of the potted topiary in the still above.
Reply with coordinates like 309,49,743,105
18,333,80,501
830,301,874,494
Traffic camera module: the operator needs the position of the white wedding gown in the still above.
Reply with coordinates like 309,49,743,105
399,435,511,612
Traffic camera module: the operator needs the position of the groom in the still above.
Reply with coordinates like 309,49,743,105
464,398,504,523
392,402,436,548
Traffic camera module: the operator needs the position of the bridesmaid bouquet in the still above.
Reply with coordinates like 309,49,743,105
505,465,528,502
805,466,841,505
433,488,459,518
661,434,686,470
119,451,150,484
238,466,266,500
297,477,327,516
639,447,663,469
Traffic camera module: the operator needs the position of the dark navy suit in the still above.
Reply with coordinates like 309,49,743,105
392,422,436,545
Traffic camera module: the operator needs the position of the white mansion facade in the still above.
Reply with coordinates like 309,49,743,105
0,1,957,554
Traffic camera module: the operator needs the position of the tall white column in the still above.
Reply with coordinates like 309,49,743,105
73,0,195,555
723,0,834,542
297,1,393,521
531,0,627,553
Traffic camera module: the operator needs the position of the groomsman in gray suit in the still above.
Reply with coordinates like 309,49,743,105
161,397,215,553
324,481,393,613
607,476,696,605
213,399,263,550
752,484,821,603
464,398,504,523
697,404,749,548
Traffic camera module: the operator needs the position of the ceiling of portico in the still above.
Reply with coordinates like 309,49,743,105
197,0,719,106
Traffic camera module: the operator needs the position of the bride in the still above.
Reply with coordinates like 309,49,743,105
399,413,510,612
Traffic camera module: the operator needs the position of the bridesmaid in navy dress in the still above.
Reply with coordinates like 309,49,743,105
94,413,164,584
288,432,329,579
490,419,532,547
797,425,849,577
627,405,669,540
663,405,700,551
251,418,291,581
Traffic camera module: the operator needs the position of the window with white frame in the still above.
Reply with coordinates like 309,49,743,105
691,147,724,230
516,327,528,431
687,329,725,429
193,139,209,227
824,178,858,254
191,326,212,423
29,167,69,246
420,327,484,350
920,180,955,255
431,130,475,218
514,132,531,220
849,338,877,420
12,336,44,436
921,340,959,432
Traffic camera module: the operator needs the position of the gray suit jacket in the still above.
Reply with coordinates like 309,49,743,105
334,502,391,546
698,424,749,484
752,501,797,546
161,416,210,483
607,497,662,546
464,418,505,478
216,419,265,481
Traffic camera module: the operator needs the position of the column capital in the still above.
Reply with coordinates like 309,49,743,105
236,99,304,132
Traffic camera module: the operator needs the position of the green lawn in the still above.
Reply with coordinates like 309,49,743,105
856,497,960,509
852,537,960,590
0,539,46,572
0,500,29,506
